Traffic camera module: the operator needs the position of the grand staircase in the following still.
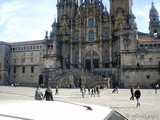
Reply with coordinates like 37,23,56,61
49,68,108,88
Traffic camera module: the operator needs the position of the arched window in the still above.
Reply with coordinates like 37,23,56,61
88,30,94,42
22,67,25,73
140,44,143,49
74,30,79,42
154,30,158,37
103,50,110,62
154,44,158,49
144,44,148,50
85,50,99,58
148,44,152,49
31,66,34,73
86,51,91,57
93,50,99,57
88,18,94,26
103,32,109,40
103,50,110,68
75,51,79,63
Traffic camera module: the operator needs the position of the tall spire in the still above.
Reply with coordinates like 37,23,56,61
149,1,159,21
151,0,154,7
52,17,57,27
45,30,49,41
149,1,160,37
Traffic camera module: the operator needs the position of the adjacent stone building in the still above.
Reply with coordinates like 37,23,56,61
0,42,10,85
8,41,44,86
0,0,160,88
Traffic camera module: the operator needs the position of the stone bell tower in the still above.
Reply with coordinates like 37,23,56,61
149,1,160,37
42,18,60,86
110,0,137,64
109,0,138,87
56,0,79,69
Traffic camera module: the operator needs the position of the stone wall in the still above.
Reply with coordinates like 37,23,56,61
9,42,44,86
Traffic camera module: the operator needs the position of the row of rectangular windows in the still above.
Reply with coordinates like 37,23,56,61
12,57,43,63
10,45,43,52
10,66,34,74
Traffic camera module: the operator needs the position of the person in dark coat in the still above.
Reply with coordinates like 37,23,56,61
55,86,59,95
134,86,141,108
43,86,54,101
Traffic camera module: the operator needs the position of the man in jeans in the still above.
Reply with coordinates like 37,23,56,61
134,86,141,108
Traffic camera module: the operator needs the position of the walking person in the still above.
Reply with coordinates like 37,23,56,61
91,88,95,97
116,86,119,94
84,86,86,94
80,86,83,93
130,87,134,100
155,84,157,94
81,87,84,98
55,86,59,95
93,87,96,95
96,86,100,97
134,86,141,108
43,86,54,101
35,86,43,100
157,84,159,89
88,87,90,95
155,84,159,93
157,84,159,92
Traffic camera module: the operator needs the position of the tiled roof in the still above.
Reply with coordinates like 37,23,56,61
9,40,44,46
139,36,160,41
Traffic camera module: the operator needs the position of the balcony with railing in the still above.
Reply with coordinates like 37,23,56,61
121,64,159,69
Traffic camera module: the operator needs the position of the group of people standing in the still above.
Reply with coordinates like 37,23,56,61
35,86,56,101
34,84,160,109
80,86,100,98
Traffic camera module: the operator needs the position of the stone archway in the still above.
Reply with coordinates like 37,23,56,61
39,74,43,86
85,50,99,71
73,75,81,88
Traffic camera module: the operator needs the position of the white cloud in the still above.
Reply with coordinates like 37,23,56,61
1,0,24,12
0,0,160,42
0,1,24,25
0,0,56,42
133,0,160,33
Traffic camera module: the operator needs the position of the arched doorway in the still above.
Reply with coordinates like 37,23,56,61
73,75,81,88
39,74,43,86
85,50,99,71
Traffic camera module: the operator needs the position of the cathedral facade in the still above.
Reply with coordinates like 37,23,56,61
0,0,160,88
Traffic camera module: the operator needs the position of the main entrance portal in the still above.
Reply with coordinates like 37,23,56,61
85,50,99,71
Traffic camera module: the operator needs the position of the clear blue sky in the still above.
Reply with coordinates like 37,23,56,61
0,0,160,43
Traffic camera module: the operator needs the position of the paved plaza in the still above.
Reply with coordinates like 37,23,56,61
0,86,160,120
